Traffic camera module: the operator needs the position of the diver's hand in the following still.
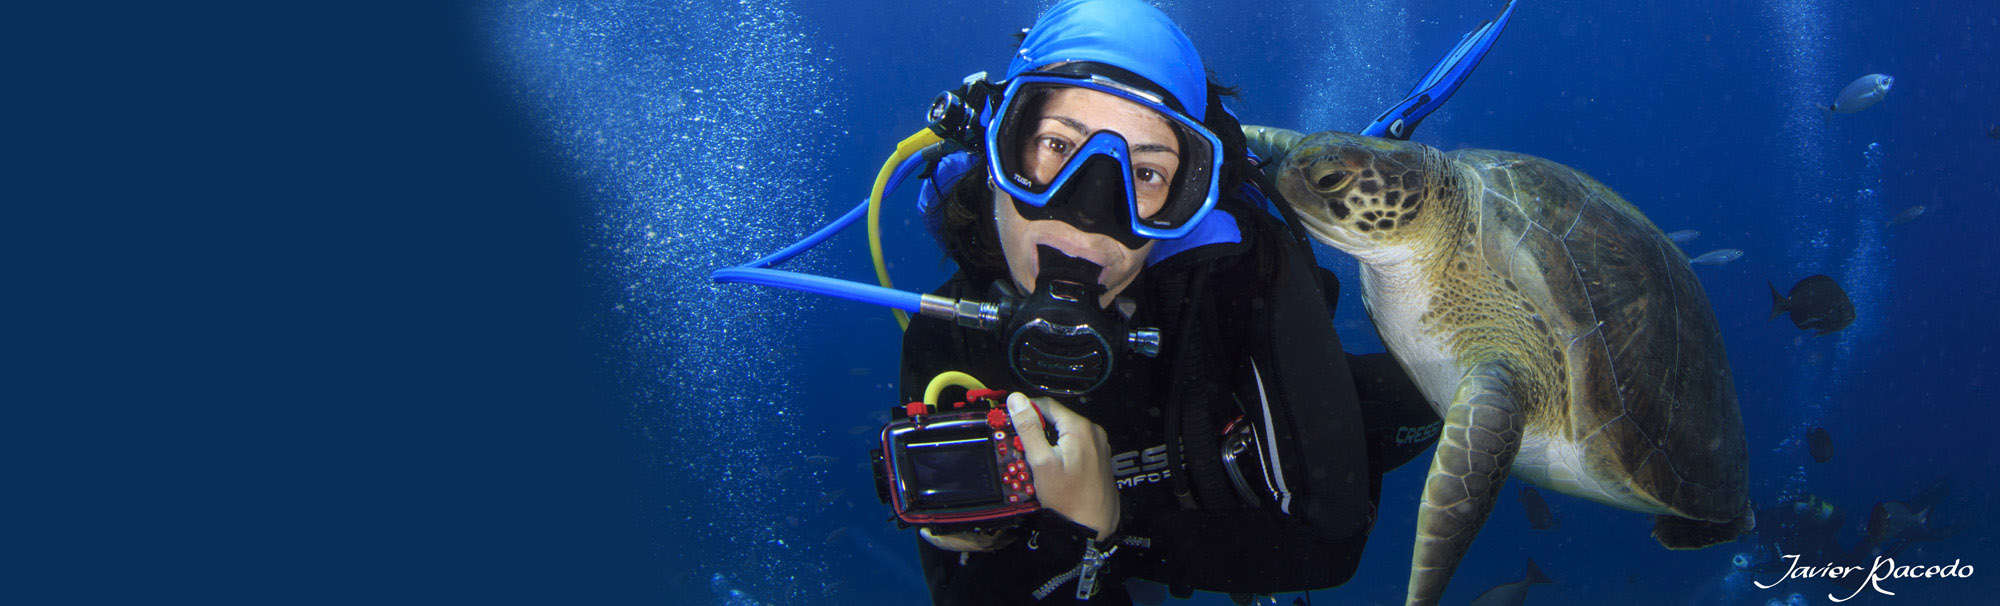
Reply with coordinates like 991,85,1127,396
919,527,1011,552
1007,392,1120,541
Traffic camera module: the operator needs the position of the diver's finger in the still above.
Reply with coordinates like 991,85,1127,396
1032,396,1080,434
919,527,1009,552
1006,393,1056,469
1031,396,1097,446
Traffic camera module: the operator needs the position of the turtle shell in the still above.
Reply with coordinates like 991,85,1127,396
1456,149,1747,522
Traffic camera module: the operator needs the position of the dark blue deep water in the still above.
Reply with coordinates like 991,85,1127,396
475,1,1999,604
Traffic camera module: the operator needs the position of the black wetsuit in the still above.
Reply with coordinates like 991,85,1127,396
899,198,1442,604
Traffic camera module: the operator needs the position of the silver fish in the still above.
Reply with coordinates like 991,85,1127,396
1825,74,1893,115
1888,205,1926,227
1666,229,1701,243
1690,248,1745,266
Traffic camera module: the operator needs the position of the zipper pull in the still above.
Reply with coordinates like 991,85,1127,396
1075,542,1118,599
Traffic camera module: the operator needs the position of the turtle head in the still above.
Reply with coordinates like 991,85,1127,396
1272,131,1450,260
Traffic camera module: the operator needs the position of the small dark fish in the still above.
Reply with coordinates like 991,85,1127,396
1806,427,1833,463
1988,124,2000,140
1768,275,1856,335
1887,205,1926,227
1690,248,1745,266
1823,73,1893,115
1519,486,1559,530
1471,559,1554,606
1867,501,1930,546
1666,229,1701,243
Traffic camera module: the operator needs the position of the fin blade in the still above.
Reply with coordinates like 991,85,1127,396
1524,558,1553,585
1767,281,1787,320
1361,0,1515,140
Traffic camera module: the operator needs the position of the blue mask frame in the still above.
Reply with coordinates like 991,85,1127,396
983,72,1225,241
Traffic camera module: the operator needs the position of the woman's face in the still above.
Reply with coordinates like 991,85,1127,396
994,86,1183,307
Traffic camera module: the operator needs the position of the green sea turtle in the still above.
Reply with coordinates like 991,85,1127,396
1245,127,1753,605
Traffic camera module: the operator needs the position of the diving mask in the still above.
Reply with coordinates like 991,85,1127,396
984,64,1223,247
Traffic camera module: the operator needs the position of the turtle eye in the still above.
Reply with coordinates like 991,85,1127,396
1315,170,1354,192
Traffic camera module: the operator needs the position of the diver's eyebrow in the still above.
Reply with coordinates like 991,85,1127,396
1042,115,1089,133
1040,116,1180,155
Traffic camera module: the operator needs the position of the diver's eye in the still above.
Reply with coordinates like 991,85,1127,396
1039,136,1072,156
1315,170,1354,192
1023,135,1077,186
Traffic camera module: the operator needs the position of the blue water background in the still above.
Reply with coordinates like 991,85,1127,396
486,0,2000,603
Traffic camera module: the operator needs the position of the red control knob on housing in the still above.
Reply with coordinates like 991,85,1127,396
966,389,1004,402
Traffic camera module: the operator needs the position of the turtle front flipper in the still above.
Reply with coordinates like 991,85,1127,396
1408,363,1523,606
1240,125,1305,167
1652,505,1756,549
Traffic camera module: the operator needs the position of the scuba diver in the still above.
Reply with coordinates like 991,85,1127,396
711,0,1513,601
898,0,1452,603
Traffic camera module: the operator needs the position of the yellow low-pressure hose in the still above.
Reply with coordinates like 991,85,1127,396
922,371,988,410
870,128,945,330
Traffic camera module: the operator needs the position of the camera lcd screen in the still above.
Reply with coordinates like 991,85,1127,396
906,438,999,509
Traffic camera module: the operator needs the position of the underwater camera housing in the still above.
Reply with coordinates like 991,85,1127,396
871,389,1053,529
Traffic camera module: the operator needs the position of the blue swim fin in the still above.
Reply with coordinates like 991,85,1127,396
1361,0,1517,140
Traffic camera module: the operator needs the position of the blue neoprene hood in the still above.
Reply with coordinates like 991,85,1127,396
1005,0,1208,121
